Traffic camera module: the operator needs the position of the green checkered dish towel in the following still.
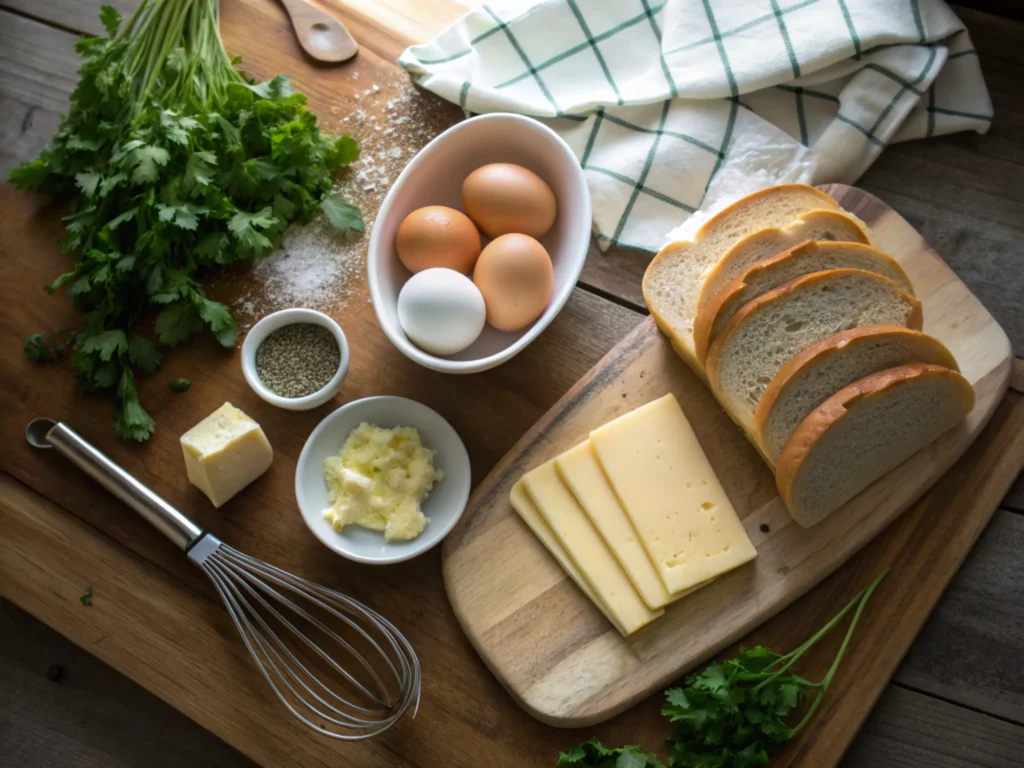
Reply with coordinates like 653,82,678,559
399,0,992,253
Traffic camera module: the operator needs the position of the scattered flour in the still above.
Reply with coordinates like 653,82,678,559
231,76,459,329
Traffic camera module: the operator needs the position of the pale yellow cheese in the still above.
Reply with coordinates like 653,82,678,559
555,441,676,609
590,394,756,594
509,481,625,635
522,460,661,635
180,403,273,508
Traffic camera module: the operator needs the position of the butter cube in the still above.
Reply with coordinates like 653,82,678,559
180,403,273,507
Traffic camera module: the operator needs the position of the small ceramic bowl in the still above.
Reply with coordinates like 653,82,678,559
241,308,350,411
367,113,592,374
295,396,471,565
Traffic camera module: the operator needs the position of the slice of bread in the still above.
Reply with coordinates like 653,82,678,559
643,185,842,374
754,326,958,463
695,210,871,315
705,269,923,432
693,242,913,363
776,364,975,527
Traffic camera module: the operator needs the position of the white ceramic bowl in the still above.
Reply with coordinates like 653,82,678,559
241,308,350,410
295,396,471,565
367,113,592,374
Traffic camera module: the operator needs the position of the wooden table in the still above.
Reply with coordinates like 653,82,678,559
0,1,1022,766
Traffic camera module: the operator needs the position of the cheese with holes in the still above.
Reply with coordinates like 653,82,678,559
180,403,273,508
556,441,676,609
509,481,623,634
590,394,755,593
522,460,661,635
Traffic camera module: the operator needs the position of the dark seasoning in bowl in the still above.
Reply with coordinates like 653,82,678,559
256,323,341,398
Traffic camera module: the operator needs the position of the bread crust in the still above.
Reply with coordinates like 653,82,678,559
643,185,841,364
694,210,871,314
774,364,975,512
705,269,925,397
753,326,959,452
693,241,913,364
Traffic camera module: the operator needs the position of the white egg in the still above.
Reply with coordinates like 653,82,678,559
397,268,486,356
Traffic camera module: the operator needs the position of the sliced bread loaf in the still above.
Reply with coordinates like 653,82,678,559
705,269,923,431
755,326,958,463
695,210,871,314
643,185,842,373
693,242,913,363
776,364,975,527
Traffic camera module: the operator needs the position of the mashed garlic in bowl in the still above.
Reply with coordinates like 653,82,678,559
322,422,443,541
295,396,471,565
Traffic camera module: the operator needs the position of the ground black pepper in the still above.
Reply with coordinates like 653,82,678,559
255,323,340,398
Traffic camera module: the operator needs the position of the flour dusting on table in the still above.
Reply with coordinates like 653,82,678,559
231,77,459,329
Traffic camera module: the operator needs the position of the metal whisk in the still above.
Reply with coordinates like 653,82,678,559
26,418,421,740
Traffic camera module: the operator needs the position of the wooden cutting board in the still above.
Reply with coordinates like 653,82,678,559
442,184,1013,727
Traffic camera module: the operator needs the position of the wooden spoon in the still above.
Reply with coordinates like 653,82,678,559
278,0,358,63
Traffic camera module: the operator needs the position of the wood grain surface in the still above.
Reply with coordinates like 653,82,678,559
443,184,1014,726
0,0,1022,766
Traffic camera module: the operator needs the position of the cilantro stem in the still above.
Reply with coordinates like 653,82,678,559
788,567,890,736
753,567,889,693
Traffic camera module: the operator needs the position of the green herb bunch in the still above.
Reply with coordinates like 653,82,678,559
11,0,363,440
557,569,889,768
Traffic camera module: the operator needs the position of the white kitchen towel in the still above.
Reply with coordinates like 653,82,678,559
399,0,992,252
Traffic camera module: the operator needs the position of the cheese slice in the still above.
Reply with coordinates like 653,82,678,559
556,441,676,609
180,403,273,508
590,394,756,593
522,460,662,635
509,481,625,635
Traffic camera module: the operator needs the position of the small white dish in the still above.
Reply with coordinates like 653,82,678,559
241,308,350,411
367,113,592,374
295,396,471,565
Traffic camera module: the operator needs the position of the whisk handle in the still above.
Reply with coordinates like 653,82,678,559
26,419,204,551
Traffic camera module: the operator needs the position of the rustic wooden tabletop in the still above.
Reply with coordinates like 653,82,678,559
0,1,1022,767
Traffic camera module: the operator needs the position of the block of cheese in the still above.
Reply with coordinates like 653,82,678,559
522,461,662,635
509,481,624,635
590,394,755,594
180,403,273,508
556,441,676,609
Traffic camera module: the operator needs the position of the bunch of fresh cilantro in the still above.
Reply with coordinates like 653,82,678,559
557,569,889,768
11,0,363,440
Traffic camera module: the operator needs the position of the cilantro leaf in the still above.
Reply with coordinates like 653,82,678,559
154,302,203,346
80,585,93,606
184,151,217,193
99,5,121,36
130,145,170,183
127,333,161,373
75,171,101,197
169,377,191,392
114,369,154,441
79,330,128,361
228,207,277,257
195,295,237,347
556,739,665,768
320,195,364,233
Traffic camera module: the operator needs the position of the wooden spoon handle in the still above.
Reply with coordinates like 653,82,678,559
278,0,358,63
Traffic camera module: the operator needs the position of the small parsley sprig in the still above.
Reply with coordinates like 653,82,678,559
11,1,363,440
557,569,889,768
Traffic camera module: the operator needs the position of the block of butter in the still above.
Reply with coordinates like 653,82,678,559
180,403,273,507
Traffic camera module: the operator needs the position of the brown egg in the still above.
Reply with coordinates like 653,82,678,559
396,206,481,274
462,163,557,239
473,234,553,332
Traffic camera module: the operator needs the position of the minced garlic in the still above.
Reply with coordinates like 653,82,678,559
322,422,443,541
